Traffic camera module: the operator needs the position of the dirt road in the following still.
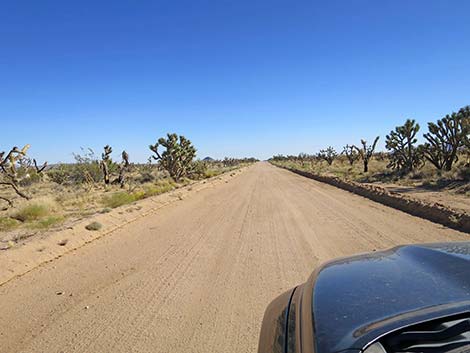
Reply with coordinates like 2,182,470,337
0,162,466,353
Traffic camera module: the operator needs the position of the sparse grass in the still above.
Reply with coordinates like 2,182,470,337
85,221,102,231
102,192,137,208
0,217,21,232
13,203,51,222
28,216,65,230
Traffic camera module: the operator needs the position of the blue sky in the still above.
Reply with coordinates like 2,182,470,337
1,0,470,162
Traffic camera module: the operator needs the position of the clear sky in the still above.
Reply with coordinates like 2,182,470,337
1,0,470,162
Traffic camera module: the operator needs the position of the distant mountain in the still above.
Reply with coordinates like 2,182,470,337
202,157,215,161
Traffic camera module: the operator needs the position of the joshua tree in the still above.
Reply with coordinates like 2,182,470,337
342,145,359,166
460,106,470,165
149,133,196,182
100,145,113,185
385,119,422,172
0,145,47,208
318,147,337,166
298,153,309,167
461,105,470,142
116,150,130,188
422,109,469,171
354,137,379,173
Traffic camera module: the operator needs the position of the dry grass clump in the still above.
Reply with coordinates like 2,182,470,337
5,199,65,231
13,203,51,222
29,216,64,230
143,179,177,197
204,169,221,178
102,192,137,208
102,179,180,209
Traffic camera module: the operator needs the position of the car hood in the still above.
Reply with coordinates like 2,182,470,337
311,242,470,353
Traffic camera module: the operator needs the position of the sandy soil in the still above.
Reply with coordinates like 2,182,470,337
0,162,467,353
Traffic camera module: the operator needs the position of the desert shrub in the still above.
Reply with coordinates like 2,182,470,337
13,203,50,222
133,158,157,183
71,148,103,184
47,164,73,184
85,221,102,231
136,171,155,183
189,160,208,179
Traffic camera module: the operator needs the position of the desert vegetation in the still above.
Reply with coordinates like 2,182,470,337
271,105,470,201
0,133,257,242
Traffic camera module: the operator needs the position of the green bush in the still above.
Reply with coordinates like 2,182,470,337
47,165,72,184
71,148,103,183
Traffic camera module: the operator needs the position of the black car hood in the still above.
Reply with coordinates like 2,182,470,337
312,242,470,353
